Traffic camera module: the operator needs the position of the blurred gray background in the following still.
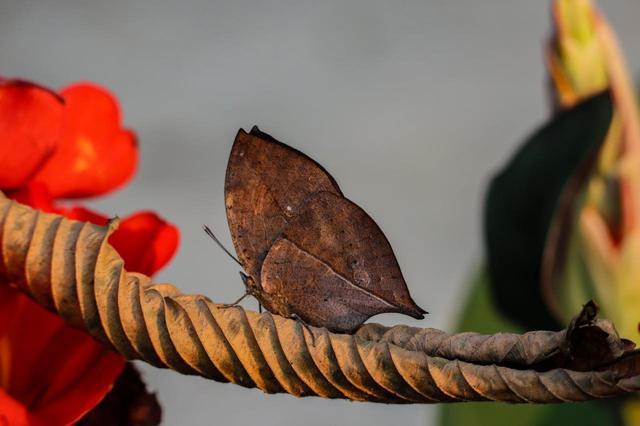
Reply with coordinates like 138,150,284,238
1,0,639,424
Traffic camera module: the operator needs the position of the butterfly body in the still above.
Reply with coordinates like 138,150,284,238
224,127,425,333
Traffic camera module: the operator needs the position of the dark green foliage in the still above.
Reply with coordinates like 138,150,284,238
484,92,613,330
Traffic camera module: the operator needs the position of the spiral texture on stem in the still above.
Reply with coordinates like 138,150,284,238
1,192,640,403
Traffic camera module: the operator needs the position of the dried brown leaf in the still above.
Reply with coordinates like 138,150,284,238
2,191,640,403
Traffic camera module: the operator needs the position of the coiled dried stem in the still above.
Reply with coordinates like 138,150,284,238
1,191,640,404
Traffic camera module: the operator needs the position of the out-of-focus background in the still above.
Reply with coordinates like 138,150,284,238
2,1,639,424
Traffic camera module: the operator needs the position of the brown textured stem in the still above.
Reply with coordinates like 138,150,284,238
1,191,640,404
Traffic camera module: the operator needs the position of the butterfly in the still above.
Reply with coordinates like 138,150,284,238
209,126,426,333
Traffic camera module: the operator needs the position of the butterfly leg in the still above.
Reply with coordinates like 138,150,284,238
258,303,263,314
218,271,259,309
219,291,250,309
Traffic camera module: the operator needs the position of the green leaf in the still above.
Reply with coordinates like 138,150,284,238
438,268,622,426
485,91,613,330
440,396,620,426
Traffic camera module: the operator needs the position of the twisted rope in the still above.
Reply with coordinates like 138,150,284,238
2,192,640,404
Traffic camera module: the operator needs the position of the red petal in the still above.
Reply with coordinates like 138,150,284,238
30,340,124,426
0,285,125,426
109,211,180,276
59,205,109,226
32,83,137,199
0,79,64,190
0,389,43,426
0,285,65,403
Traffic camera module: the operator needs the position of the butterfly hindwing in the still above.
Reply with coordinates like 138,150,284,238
261,237,395,332
260,191,425,332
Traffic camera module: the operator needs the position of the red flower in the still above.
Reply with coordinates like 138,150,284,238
0,78,179,274
0,78,179,425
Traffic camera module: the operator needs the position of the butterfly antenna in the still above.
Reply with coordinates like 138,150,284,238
203,225,242,266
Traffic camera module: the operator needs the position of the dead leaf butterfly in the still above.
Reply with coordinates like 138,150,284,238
207,126,426,333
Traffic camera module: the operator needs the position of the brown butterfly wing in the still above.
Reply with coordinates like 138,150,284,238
224,127,343,279
260,191,426,332
261,238,396,332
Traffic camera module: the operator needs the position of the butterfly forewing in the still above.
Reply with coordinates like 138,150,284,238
224,128,342,279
